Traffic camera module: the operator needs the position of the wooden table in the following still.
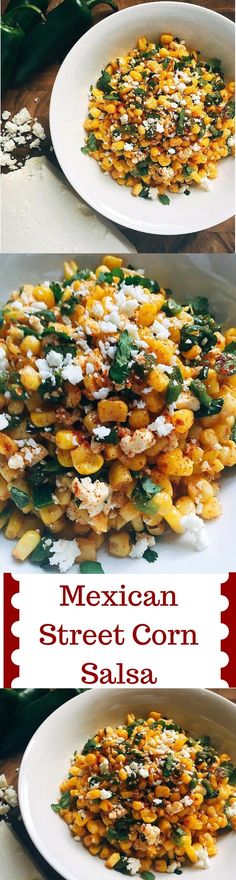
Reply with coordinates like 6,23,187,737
2,0,235,254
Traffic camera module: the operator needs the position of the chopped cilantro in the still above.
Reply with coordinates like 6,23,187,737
51,790,71,812
143,547,158,563
109,330,134,385
163,754,176,778
80,561,104,574
225,98,235,118
162,297,181,316
203,780,219,799
158,193,170,205
132,477,161,515
63,269,91,288
122,274,160,293
50,282,64,303
82,737,101,755
97,69,112,93
176,109,188,134
10,487,30,509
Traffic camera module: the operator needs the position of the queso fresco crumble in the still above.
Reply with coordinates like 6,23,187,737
53,712,236,875
0,256,236,572
82,34,235,202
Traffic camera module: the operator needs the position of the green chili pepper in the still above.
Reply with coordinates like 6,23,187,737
4,0,47,28
5,0,48,31
14,0,118,86
190,378,212,408
1,21,25,93
2,3,47,93
0,689,84,757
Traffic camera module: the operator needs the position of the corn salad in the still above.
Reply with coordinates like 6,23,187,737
82,35,235,202
0,256,236,572
54,712,236,875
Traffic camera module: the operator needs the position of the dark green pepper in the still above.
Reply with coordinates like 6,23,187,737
1,21,25,93
14,0,118,86
5,0,48,31
0,689,85,757
190,378,212,408
2,3,47,93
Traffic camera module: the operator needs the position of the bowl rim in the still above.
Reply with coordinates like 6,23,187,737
49,1,235,236
18,688,236,879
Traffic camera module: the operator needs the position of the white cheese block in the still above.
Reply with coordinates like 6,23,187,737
1,157,136,254
0,821,43,880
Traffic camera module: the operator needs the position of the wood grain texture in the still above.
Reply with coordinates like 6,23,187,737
2,0,235,253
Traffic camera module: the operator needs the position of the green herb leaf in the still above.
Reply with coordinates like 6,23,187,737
32,484,54,509
10,487,30,510
203,780,219,799
122,274,160,293
0,370,10,393
187,296,209,315
172,827,185,844
82,737,101,755
50,282,64,303
109,330,134,385
207,57,222,73
80,561,104,574
176,108,188,135
51,790,71,812
162,297,181,316
163,754,176,778
231,420,236,444
190,379,212,408
166,366,183,404
141,873,156,880
86,132,99,152
97,69,112,93
132,477,161,515
143,547,158,563
158,194,170,205
63,269,91,288
225,98,235,119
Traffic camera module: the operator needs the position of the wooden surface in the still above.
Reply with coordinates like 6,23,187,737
2,0,235,254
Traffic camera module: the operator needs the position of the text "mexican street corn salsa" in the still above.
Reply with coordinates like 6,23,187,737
82,35,235,203
0,256,236,572
52,711,236,875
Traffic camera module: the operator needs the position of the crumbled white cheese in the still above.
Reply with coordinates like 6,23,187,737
8,454,24,470
0,413,11,430
226,800,236,818
149,415,173,436
141,823,161,845
167,862,182,874
46,350,63,368
126,858,141,875
151,319,170,339
99,789,112,800
32,121,45,140
124,142,134,151
120,428,154,456
100,758,109,773
181,513,209,551
61,359,83,385
72,476,111,517
0,347,9,370
195,847,211,869
49,538,80,572
199,177,211,191
93,426,111,440
120,113,129,124
4,786,18,808
181,795,193,806
93,387,110,400
129,534,156,559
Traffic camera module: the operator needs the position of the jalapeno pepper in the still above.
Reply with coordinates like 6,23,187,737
0,688,85,757
4,0,48,31
1,21,25,93
14,0,118,86
1,3,47,93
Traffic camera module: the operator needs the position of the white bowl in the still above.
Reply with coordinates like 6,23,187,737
18,688,236,880
50,2,235,236
0,253,235,574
